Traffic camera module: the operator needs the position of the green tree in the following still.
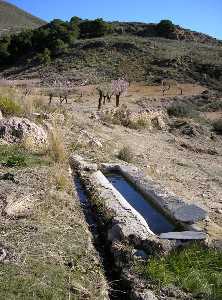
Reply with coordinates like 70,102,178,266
79,18,111,38
157,20,176,38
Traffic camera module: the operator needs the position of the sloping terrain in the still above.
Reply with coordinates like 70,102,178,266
3,35,222,91
0,0,46,36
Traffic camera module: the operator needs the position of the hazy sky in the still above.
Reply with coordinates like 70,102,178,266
7,0,222,39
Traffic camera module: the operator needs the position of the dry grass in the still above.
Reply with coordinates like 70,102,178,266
0,165,108,299
48,127,66,162
54,164,73,194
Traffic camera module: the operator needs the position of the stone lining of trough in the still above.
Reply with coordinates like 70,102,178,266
101,163,208,232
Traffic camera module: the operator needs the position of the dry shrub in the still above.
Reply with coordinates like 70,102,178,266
48,128,66,162
54,165,73,194
128,117,151,129
118,146,134,162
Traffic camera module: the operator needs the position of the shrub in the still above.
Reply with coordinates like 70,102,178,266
167,102,198,118
212,119,222,134
0,96,22,116
118,146,134,162
203,100,222,112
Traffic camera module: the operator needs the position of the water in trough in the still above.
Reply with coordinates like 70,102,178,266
105,172,176,234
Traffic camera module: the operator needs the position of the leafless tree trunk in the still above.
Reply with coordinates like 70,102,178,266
116,94,120,107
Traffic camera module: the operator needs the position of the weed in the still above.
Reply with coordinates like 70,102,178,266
117,146,134,163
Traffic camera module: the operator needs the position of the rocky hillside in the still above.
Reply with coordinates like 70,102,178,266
0,0,46,36
111,21,221,46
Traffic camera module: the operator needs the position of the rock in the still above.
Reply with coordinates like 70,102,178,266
174,204,208,223
0,248,7,262
0,110,3,120
159,231,207,240
5,194,36,218
0,117,48,148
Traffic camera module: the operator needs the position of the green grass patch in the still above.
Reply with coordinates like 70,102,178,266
0,145,51,168
0,96,22,116
143,243,222,299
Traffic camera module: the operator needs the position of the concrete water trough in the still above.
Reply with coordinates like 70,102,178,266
70,155,208,254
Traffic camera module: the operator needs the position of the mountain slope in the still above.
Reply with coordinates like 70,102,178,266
0,0,46,36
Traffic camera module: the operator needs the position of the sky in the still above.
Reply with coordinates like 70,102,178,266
6,0,222,39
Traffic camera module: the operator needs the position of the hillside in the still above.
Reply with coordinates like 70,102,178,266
3,35,222,91
0,0,46,36
0,10,221,91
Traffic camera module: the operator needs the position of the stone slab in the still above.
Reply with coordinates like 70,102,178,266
174,204,208,223
159,231,207,240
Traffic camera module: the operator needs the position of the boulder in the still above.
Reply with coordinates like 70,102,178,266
5,194,36,218
0,117,48,148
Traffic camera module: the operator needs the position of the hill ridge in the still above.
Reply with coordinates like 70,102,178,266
0,0,46,36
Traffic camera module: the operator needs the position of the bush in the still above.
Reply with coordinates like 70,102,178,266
36,48,51,65
0,96,22,116
212,119,222,134
167,102,198,118
117,146,134,162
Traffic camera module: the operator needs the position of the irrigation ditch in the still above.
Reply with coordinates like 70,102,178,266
70,154,209,299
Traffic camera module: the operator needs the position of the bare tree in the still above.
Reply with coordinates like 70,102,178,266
112,79,129,107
